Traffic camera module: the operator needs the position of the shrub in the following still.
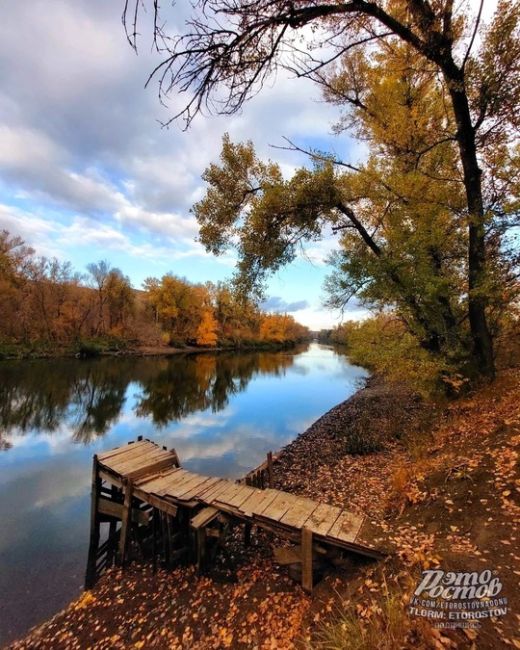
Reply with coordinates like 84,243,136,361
336,315,452,397
76,341,102,358
344,427,385,455
312,582,436,650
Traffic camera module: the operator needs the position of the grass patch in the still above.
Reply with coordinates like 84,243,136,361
312,582,435,650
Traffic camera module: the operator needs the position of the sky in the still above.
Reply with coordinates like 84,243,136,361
0,0,373,329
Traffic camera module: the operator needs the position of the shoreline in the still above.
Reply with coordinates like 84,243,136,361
0,340,309,361
7,368,520,649
6,376,392,648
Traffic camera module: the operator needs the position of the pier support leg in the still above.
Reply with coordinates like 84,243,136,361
244,522,252,547
267,451,273,488
117,479,133,566
106,484,118,567
301,527,313,593
85,456,101,589
152,508,158,573
162,512,171,567
196,526,207,573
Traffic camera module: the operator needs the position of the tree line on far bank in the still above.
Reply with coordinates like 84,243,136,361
0,230,309,356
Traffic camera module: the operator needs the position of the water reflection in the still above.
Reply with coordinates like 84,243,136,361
0,350,299,447
0,344,367,645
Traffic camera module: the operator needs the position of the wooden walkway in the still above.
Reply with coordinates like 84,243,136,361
86,438,384,592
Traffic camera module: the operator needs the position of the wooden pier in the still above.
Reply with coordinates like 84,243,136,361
86,438,384,592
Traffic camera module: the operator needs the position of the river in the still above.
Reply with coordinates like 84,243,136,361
0,343,367,645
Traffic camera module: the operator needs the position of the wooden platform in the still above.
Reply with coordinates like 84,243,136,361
87,438,384,591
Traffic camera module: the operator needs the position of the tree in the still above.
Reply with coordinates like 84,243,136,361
124,0,520,379
0,229,309,351
86,260,111,335
0,231,34,342
105,269,135,334
210,281,262,343
196,308,219,346
144,274,214,344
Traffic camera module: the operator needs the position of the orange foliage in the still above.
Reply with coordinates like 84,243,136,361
0,230,309,351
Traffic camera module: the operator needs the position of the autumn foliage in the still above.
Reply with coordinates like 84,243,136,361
0,230,309,355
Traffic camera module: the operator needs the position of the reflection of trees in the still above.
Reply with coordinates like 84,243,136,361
0,361,76,432
133,350,298,426
0,346,305,444
68,363,131,443
0,359,132,443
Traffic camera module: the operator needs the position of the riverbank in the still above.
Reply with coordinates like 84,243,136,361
7,369,520,649
0,339,307,360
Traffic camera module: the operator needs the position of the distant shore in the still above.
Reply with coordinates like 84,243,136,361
0,340,309,361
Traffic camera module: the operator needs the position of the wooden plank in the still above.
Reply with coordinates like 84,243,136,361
113,449,170,474
111,444,169,467
304,502,342,537
142,469,189,494
161,472,206,497
138,467,186,492
259,491,300,522
126,457,177,481
98,468,123,488
280,497,318,529
151,470,195,496
203,480,236,504
100,443,159,469
98,497,149,526
213,481,244,506
326,510,364,543
250,516,301,543
225,484,257,508
197,479,231,503
191,506,219,529
301,527,313,593
181,476,221,501
134,467,181,488
97,440,150,462
240,488,278,517
174,474,213,500
132,487,178,517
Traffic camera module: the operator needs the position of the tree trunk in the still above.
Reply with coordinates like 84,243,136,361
446,75,495,379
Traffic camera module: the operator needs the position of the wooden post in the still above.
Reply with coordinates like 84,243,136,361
301,527,313,593
267,451,273,488
152,508,158,573
164,512,172,567
196,526,206,573
170,447,180,467
244,522,252,547
85,456,101,588
106,484,118,567
117,478,133,566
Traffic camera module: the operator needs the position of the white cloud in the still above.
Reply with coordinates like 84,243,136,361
0,0,364,315
0,204,232,271
261,296,309,312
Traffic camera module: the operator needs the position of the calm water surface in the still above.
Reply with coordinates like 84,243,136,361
0,343,367,644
